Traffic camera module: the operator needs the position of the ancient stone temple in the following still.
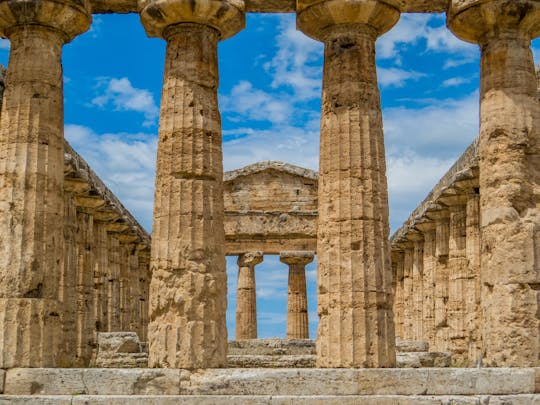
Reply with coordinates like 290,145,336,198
0,0,539,402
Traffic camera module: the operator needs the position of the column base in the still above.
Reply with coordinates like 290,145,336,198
0,298,62,368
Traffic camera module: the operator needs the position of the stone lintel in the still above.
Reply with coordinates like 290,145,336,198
225,238,317,256
89,0,448,14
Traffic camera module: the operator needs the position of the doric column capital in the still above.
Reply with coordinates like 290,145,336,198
0,0,92,42
447,0,540,44
296,0,400,42
280,251,315,266
237,251,263,268
138,0,245,40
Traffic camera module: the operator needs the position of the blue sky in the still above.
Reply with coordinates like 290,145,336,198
1,12,538,339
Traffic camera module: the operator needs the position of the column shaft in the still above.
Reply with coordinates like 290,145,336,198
447,203,468,364
236,255,259,340
316,24,395,368
466,192,481,364
0,14,88,366
148,24,227,368
417,223,437,348
402,247,414,341
433,213,450,352
412,237,424,341
479,33,540,366
281,251,314,340
392,252,405,339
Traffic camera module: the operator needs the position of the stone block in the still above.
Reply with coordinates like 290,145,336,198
227,355,316,368
4,369,185,395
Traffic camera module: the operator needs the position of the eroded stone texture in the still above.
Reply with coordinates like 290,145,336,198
448,0,540,367
280,251,314,339
139,0,245,368
297,0,399,368
236,252,263,340
0,0,91,367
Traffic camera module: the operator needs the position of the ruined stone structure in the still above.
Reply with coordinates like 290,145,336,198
0,0,540,402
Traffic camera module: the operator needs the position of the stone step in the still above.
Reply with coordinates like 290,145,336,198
228,339,316,355
227,354,316,368
227,353,451,368
3,368,537,396
1,395,540,404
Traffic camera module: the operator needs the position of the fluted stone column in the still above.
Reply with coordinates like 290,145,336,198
280,251,314,339
93,221,109,333
410,232,424,342
297,0,399,368
139,0,245,368
402,243,414,341
444,196,468,364
429,209,450,352
391,251,405,339
449,0,540,367
236,252,263,340
0,0,91,367
416,221,437,348
106,232,121,331
465,191,482,363
136,247,151,342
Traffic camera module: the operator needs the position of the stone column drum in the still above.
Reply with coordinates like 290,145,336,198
139,0,245,368
297,0,400,367
236,252,263,340
0,0,91,367
448,0,540,367
280,251,314,340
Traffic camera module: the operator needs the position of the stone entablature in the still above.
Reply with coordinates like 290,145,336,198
223,161,317,255
89,0,448,14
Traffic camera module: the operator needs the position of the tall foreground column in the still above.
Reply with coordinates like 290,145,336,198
0,0,90,367
236,252,263,340
449,0,540,366
297,0,400,367
280,251,314,339
139,0,245,368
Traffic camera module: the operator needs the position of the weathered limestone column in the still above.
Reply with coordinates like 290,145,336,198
0,0,91,367
139,0,245,368
428,208,450,352
401,243,414,341
297,0,399,368
280,251,314,339
410,232,424,342
449,0,540,366
136,247,151,342
74,210,96,367
391,250,405,339
465,191,482,363
106,231,121,331
444,195,468,364
93,221,109,333
236,252,263,340
416,221,437,347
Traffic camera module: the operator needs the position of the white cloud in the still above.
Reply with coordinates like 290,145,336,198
384,92,479,231
263,16,323,101
92,77,159,127
378,67,426,88
222,122,320,172
221,81,293,124
88,16,104,38
65,124,157,231
377,13,478,66
0,39,9,50
441,76,473,87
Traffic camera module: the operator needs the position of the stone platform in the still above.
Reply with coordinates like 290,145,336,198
0,368,538,404
228,338,451,368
